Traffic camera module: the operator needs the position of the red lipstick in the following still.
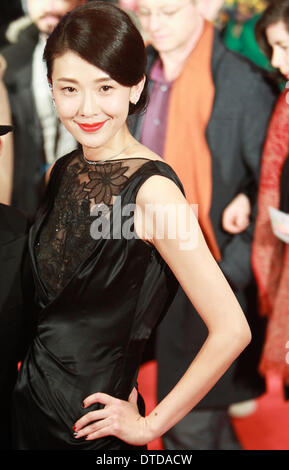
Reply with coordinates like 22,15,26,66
76,121,107,133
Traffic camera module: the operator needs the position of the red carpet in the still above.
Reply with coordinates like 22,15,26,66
138,361,289,450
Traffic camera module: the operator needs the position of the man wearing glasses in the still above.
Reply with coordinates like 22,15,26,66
130,0,277,450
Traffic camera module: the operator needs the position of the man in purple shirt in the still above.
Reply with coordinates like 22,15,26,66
129,0,277,450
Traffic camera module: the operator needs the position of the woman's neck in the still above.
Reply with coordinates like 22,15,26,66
159,16,204,82
82,125,136,162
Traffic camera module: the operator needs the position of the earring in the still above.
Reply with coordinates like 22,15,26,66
131,96,139,105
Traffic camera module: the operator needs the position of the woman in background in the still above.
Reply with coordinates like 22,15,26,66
253,0,289,388
223,0,289,396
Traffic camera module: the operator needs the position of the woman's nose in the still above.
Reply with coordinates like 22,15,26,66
79,91,100,116
271,48,283,70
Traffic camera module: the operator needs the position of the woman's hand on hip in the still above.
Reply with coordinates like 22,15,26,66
73,388,153,446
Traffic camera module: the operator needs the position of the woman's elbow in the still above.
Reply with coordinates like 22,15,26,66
234,321,252,351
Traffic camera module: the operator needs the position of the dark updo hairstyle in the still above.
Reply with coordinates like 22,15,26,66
256,0,289,59
43,1,148,115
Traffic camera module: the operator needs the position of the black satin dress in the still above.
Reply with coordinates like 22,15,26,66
13,150,184,450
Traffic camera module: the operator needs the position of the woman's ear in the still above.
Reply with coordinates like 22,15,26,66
48,78,53,94
48,79,56,105
130,75,146,105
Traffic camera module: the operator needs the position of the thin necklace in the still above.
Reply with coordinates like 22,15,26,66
82,143,136,165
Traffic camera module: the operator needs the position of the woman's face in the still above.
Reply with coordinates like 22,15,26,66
51,51,143,150
266,20,289,79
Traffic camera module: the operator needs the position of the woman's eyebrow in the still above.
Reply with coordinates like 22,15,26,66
56,76,113,83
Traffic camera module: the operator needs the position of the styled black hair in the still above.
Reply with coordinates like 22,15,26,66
44,1,148,115
256,0,289,59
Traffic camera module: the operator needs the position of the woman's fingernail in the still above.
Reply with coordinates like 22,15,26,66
73,432,78,437
73,425,76,431
82,402,86,408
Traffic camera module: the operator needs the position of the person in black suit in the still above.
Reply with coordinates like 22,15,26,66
0,124,34,449
0,0,87,216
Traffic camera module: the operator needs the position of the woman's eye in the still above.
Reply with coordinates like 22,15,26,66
275,43,289,51
100,85,113,93
62,86,76,94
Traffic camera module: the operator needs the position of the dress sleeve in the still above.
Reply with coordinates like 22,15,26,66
132,160,186,202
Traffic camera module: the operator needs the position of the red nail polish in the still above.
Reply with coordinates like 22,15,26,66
73,425,76,431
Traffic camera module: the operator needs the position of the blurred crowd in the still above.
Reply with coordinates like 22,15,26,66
0,2,276,208
1,0,289,450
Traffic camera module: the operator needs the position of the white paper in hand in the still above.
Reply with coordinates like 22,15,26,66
268,206,289,243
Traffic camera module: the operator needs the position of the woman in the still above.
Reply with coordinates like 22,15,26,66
223,0,289,390
253,0,289,385
13,2,250,450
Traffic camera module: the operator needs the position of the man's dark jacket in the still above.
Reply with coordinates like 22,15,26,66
0,203,34,448
1,25,44,216
129,31,278,407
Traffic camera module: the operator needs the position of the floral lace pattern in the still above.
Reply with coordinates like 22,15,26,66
85,162,129,206
35,152,146,298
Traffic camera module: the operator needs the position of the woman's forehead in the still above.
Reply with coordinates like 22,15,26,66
52,51,112,81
